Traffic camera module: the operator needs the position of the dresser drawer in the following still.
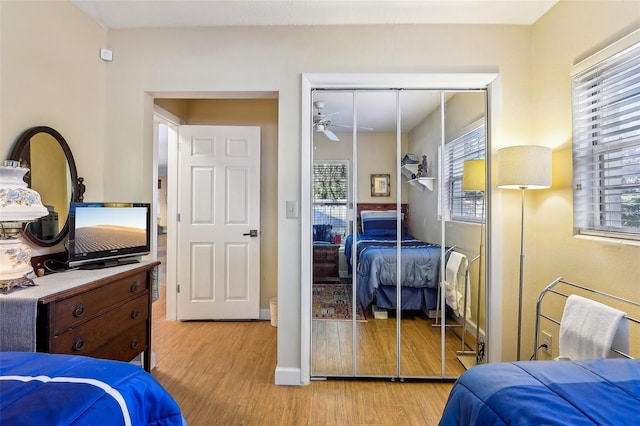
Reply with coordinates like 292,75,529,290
52,271,147,333
51,295,148,355
314,263,338,277
313,245,338,261
89,323,148,363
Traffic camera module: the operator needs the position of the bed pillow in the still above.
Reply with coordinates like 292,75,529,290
360,210,404,232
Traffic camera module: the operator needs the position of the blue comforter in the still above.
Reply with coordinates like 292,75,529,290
0,352,186,426
345,232,443,308
439,358,640,426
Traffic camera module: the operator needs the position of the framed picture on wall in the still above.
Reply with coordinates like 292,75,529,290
371,174,390,197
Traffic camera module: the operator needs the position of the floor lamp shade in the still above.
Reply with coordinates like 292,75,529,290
497,145,551,189
462,159,486,191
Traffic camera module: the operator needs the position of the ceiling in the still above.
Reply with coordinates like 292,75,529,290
71,0,558,29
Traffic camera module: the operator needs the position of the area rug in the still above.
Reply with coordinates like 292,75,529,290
312,283,366,321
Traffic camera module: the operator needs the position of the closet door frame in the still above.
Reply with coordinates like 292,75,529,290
301,73,501,384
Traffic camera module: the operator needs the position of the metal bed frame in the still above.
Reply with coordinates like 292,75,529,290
534,277,639,360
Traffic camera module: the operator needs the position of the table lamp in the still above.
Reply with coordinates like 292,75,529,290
0,160,48,290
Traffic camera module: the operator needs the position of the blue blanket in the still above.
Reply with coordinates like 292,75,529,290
439,358,640,426
345,232,443,309
0,352,186,426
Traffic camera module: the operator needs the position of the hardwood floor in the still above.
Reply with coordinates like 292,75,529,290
312,305,472,378
152,234,456,425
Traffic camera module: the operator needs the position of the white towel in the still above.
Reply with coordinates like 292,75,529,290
444,252,470,318
559,294,629,360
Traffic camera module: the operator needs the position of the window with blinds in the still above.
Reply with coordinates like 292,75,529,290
572,37,640,240
312,161,349,237
443,123,486,222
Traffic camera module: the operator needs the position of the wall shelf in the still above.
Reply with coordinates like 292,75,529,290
408,177,435,191
401,164,434,191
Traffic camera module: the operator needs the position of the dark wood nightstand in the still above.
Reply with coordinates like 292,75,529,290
313,244,340,282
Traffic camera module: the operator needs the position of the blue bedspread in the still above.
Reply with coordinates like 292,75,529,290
439,358,640,426
0,352,186,426
345,232,443,309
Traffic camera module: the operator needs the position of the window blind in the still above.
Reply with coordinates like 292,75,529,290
572,39,640,239
444,124,486,222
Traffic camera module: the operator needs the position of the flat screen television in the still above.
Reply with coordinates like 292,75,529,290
68,202,151,269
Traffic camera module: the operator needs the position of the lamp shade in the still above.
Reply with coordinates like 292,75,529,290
462,159,486,191
0,165,48,222
497,145,552,190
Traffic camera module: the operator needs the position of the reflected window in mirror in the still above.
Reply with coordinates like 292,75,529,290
442,120,486,222
312,161,349,240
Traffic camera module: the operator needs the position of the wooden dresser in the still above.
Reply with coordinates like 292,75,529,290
313,244,340,281
31,261,158,372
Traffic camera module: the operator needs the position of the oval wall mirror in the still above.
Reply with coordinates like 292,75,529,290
9,126,84,247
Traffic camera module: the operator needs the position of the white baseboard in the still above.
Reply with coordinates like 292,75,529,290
274,367,302,385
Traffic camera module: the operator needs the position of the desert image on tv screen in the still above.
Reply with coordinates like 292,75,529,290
74,207,147,254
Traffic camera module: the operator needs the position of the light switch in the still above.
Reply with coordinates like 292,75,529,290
286,200,298,218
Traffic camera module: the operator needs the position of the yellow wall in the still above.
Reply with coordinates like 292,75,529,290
2,0,639,379
30,133,69,225
0,1,107,226
520,0,640,360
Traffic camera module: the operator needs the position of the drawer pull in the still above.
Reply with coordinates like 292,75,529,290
131,308,140,319
72,303,85,317
72,337,85,352
130,339,139,349
130,282,140,293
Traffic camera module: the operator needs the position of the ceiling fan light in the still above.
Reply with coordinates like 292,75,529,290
315,124,325,131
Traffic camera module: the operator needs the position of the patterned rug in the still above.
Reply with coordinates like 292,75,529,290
312,283,366,321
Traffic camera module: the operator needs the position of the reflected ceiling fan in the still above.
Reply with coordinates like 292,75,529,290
313,101,374,142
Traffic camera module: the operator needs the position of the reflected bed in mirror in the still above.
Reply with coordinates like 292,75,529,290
9,126,85,247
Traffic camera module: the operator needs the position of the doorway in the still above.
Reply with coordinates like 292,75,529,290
151,95,279,322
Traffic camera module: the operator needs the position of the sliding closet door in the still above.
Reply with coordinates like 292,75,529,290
310,91,355,376
353,91,399,377
441,91,488,377
397,90,445,378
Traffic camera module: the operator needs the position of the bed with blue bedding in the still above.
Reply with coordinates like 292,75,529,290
0,351,186,425
344,205,444,311
439,358,640,426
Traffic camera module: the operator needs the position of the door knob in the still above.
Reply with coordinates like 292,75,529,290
243,229,258,237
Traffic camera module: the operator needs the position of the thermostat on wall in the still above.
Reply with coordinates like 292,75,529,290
99,48,113,62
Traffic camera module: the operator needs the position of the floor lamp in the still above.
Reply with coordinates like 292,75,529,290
497,145,551,361
457,159,485,370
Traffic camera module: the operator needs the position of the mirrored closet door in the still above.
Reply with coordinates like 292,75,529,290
310,88,487,380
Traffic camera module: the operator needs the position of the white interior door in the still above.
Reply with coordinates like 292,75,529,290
177,125,261,320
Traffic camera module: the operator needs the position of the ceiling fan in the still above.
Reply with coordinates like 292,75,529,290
313,101,341,141
313,100,376,141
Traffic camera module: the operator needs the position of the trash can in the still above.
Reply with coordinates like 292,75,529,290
269,297,278,327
